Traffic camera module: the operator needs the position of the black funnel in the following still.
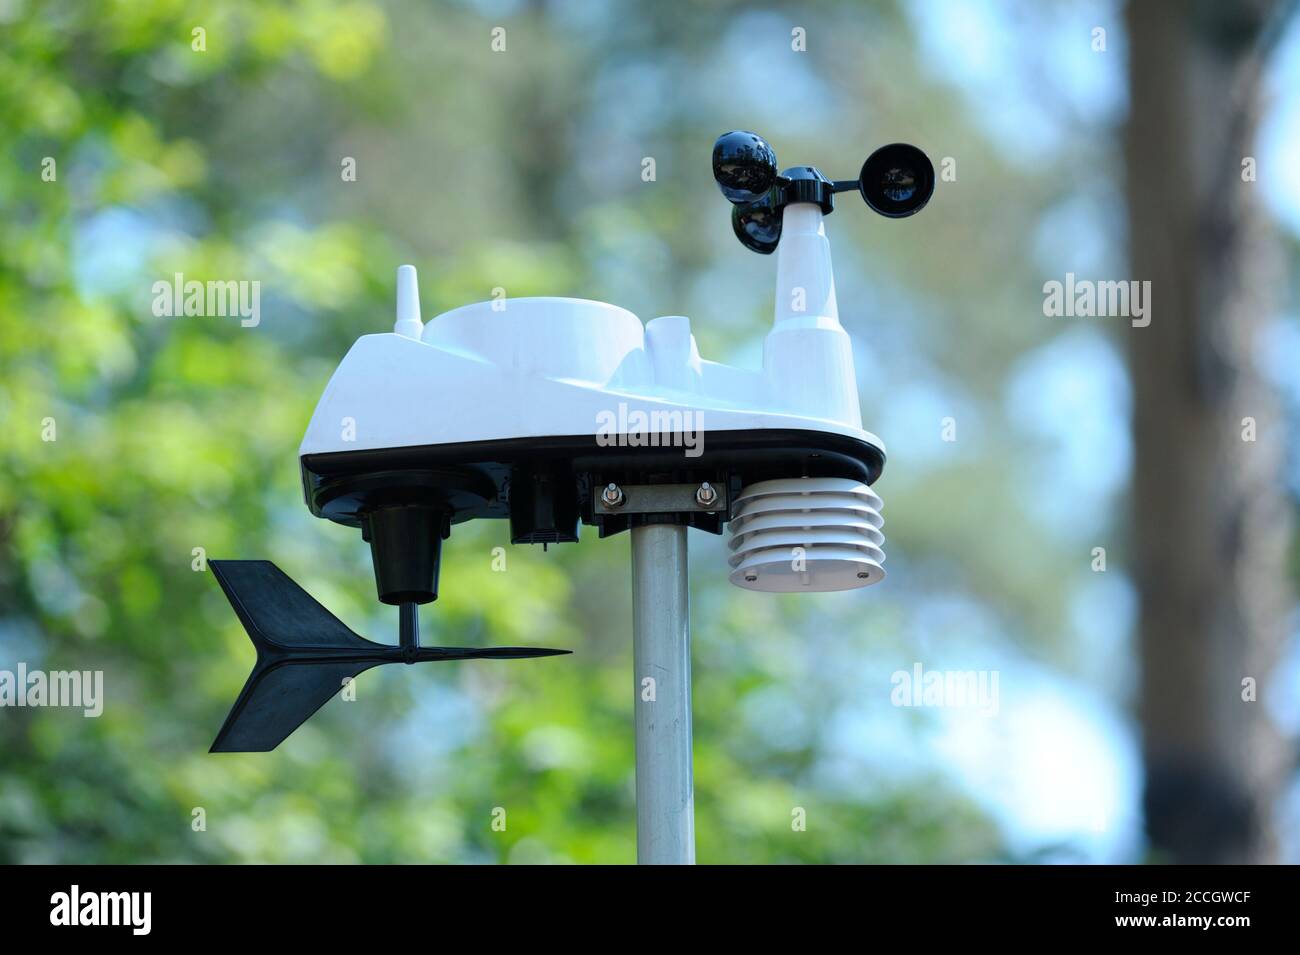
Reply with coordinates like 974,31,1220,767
361,503,447,605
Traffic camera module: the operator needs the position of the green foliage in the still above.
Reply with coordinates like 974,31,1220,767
0,0,1071,863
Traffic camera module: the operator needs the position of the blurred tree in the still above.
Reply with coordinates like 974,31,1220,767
1125,0,1295,862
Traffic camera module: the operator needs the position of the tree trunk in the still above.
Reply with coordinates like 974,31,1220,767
1125,0,1291,863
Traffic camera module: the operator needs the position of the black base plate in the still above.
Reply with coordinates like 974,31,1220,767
301,427,884,539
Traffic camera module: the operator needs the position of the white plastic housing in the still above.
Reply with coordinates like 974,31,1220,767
299,204,885,594
299,204,877,457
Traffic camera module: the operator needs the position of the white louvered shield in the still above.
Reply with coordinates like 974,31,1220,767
727,477,885,592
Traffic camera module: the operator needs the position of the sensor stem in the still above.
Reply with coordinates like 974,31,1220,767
399,602,419,662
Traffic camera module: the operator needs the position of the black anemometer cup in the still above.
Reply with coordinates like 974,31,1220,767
711,130,779,203
712,130,935,253
858,143,935,218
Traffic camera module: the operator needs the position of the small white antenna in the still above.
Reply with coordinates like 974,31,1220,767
393,264,424,339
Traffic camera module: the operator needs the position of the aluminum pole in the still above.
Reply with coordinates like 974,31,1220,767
630,522,695,864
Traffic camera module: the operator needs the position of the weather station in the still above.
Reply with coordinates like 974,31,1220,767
207,131,936,864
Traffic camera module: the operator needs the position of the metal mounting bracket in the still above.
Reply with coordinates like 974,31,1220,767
593,482,728,516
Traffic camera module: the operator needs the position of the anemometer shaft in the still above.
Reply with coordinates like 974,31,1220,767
631,523,696,864
763,204,862,428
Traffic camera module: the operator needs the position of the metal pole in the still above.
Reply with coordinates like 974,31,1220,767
630,522,695,864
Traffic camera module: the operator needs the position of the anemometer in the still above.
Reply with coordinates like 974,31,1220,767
208,131,936,863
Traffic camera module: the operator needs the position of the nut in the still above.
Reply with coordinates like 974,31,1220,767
600,483,625,508
694,482,719,508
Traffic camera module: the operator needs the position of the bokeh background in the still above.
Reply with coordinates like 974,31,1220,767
2,0,1298,863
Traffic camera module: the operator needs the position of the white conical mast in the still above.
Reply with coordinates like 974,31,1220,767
762,204,862,427
393,264,424,339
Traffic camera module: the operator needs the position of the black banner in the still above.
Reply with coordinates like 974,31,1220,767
0,864,1285,940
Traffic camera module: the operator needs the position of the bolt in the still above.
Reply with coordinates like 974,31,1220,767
744,573,758,582
695,482,718,508
601,482,625,508
857,571,870,579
